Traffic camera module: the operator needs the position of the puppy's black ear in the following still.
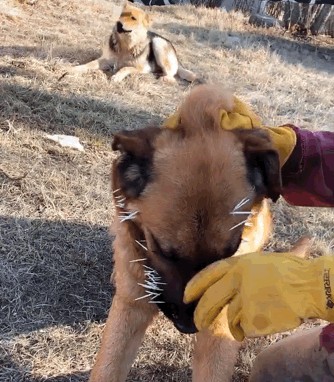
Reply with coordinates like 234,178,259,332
233,128,282,202
112,127,161,198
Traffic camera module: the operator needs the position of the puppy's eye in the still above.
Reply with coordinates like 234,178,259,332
131,16,136,20
151,235,179,262
163,248,179,261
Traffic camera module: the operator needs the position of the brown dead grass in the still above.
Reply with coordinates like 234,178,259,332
0,0,333,381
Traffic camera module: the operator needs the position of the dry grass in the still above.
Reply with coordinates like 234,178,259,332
0,0,333,381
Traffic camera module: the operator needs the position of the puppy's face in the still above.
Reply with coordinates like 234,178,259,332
112,126,281,333
115,3,151,39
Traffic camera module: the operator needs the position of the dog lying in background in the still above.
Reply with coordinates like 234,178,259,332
62,2,198,83
88,84,287,381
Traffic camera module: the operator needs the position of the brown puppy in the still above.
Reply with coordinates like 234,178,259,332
62,2,197,83
89,85,281,382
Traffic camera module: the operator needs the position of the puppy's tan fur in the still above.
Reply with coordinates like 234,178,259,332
63,2,197,83
89,85,283,382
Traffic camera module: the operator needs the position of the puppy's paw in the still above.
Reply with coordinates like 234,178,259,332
111,73,125,83
159,75,177,84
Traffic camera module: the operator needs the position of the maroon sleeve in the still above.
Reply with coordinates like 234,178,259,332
281,125,334,207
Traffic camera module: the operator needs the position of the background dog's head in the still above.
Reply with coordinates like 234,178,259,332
115,2,151,42
111,87,281,334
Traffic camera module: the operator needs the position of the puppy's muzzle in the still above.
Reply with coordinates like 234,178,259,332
116,21,131,34
159,301,198,334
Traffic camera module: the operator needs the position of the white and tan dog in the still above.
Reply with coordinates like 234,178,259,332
62,2,198,83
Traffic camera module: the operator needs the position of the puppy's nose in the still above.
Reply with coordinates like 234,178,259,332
116,21,125,33
174,320,198,334
173,302,198,334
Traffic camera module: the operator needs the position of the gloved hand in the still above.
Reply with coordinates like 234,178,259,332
184,252,334,341
163,87,296,166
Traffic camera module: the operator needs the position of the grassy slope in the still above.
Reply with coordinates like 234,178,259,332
0,0,333,380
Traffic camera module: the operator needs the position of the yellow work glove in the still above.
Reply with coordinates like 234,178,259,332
184,252,334,341
163,94,296,166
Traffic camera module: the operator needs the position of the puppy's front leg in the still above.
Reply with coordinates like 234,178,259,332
192,308,241,382
71,57,114,74
58,57,114,81
89,294,157,382
111,67,140,82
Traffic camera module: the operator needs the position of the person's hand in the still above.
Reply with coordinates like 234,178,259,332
184,251,334,341
163,85,296,166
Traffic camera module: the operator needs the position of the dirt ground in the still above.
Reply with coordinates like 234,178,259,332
0,0,333,381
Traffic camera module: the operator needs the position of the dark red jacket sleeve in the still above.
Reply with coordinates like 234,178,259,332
281,125,334,207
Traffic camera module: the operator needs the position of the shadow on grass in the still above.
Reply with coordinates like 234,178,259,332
0,44,99,64
0,357,90,382
0,215,113,336
0,82,160,139
0,361,192,382
161,22,334,74
0,215,115,380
